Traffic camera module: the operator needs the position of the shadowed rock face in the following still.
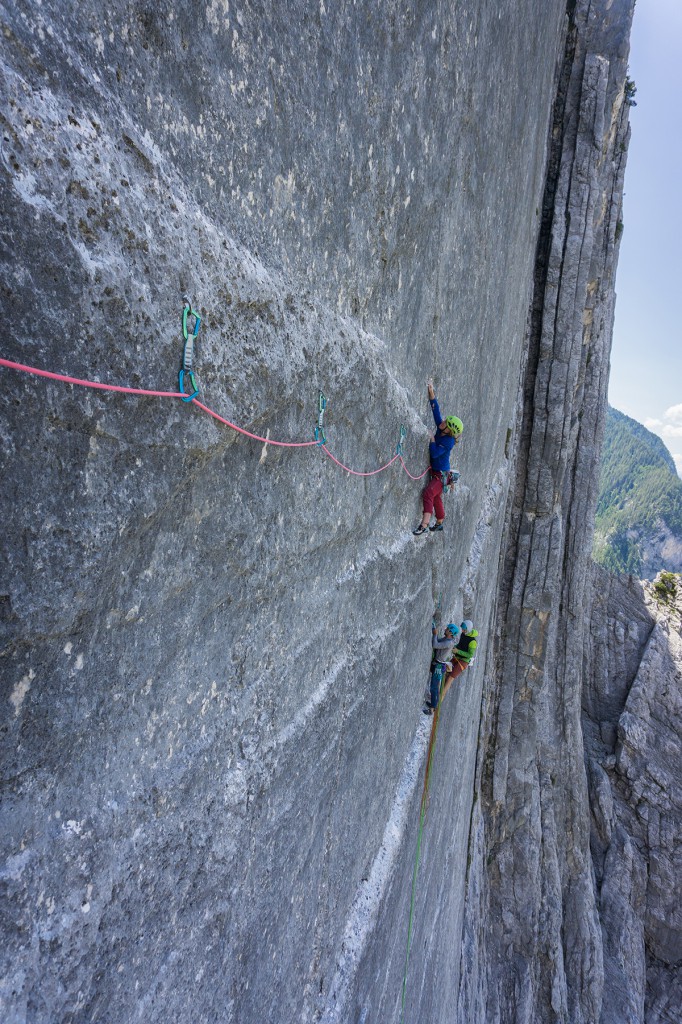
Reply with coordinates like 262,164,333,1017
0,1,647,1023
585,567,682,1024
0,3,565,1022
458,1,639,1023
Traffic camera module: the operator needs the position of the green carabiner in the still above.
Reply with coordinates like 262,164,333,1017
182,297,201,343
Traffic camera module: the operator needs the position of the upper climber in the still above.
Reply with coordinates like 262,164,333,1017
413,382,463,536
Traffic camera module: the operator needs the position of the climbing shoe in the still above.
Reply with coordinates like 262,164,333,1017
422,703,434,715
429,522,444,532
412,524,429,536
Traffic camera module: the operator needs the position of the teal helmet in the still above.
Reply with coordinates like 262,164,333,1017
446,623,461,637
446,416,463,437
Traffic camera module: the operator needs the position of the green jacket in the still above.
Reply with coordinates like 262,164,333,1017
455,633,478,663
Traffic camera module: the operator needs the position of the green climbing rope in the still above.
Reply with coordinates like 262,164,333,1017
399,688,443,1023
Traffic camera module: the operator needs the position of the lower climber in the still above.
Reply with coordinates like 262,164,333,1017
412,381,462,536
439,620,480,701
423,622,461,715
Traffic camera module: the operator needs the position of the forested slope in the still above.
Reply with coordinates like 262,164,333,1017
594,407,682,576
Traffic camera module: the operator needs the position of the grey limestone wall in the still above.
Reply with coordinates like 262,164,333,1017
0,2,567,1024
457,1,637,1023
584,567,682,1024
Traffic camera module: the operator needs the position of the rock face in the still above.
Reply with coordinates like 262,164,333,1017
0,1,653,1024
0,3,566,1022
585,568,682,1023
631,519,682,579
457,1,640,1023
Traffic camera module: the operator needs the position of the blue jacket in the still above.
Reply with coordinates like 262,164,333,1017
428,398,455,472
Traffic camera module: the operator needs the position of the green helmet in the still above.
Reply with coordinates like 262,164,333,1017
446,416,463,436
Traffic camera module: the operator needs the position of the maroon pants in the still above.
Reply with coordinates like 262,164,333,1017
422,472,445,521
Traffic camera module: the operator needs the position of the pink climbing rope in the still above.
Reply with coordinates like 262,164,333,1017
0,356,430,477
399,455,430,480
0,357,180,398
0,357,316,447
191,399,317,448
320,446,401,477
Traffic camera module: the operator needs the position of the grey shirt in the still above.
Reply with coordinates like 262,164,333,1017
432,635,455,664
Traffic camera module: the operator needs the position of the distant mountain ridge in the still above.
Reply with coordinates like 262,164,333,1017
594,407,682,577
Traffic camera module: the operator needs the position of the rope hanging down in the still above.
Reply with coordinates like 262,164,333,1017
0,357,430,477
400,691,444,1024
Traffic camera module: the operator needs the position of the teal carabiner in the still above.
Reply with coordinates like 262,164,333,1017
179,297,201,401
315,391,327,445
181,298,201,371
397,424,407,455
179,368,200,402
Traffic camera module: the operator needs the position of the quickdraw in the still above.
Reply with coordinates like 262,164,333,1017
314,391,327,446
442,469,460,494
179,296,201,402
396,424,407,456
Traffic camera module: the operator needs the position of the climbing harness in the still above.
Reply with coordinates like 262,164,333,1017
441,469,460,494
445,655,469,683
179,296,201,401
315,391,327,446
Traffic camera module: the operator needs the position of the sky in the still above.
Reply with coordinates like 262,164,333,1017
608,0,682,476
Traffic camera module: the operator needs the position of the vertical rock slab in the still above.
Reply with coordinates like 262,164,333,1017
1,3,565,1024
459,2,636,1022
585,568,682,1024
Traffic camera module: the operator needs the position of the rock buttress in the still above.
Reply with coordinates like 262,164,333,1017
584,567,682,1023
1,3,566,1024
457,2,637,1022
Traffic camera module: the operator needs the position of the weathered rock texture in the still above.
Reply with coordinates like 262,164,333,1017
0,1,657,1023
457,1,643,1023
585,568,682,1023
0,2,565,1022
628,520,682,579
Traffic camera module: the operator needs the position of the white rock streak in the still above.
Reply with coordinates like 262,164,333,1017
320,715,431,1024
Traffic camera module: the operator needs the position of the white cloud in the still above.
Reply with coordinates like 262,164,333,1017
663,403,682,422
645,408,682,438
658,405,682,441
642,404,682,479
646,421,682,440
